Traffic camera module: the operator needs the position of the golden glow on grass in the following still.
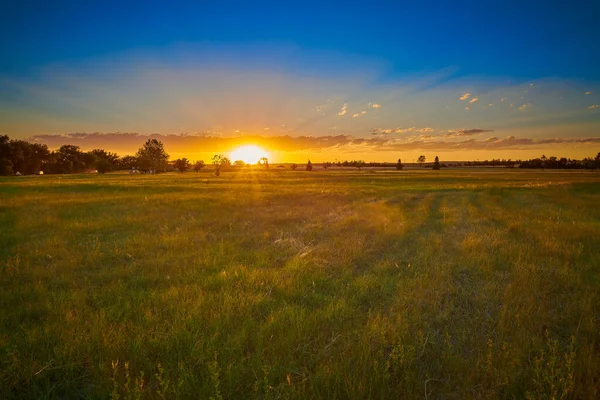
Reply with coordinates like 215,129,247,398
230,145,269,164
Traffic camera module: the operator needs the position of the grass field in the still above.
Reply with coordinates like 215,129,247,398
1,169,599,399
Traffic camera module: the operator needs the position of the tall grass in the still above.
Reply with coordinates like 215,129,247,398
1,170,599,398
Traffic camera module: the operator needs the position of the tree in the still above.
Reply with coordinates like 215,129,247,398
355,160,366,171
0,135,14,175
120,155,138,170
193,160,205,172
258,157,269,169
233,160,245,167
306,160,313,171
212,154,231,176
174,158,191,172
433,156,440,170
417,155,426,167
3,139,50,175
136,139,169,173
290,163,298,170
54,145,87,174
396,158,403,170
90,149,119,173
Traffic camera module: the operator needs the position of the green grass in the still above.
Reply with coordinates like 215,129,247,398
1,169,599,399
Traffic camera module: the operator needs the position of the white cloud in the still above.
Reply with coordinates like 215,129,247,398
469,97,479,104
589,104,599,109
352,113,360,118
338,103,347,116
465,106,470,111
518,103,531,111
361,111,367,115
488,103,493,107
371,103,382,109
459,93,471,101
585,91,592,95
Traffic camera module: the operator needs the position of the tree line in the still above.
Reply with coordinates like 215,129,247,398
0,135,173,175
1,134,599,175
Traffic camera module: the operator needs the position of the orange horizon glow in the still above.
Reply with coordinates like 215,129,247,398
229,145,270,164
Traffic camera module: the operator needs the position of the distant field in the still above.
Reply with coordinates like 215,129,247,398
1,170,599,399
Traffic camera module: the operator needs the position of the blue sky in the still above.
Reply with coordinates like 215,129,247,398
1,0,599,160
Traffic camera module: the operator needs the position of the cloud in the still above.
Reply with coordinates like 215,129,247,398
371,103,382,109
465,106,470,111
362,111,367,115
518,103,531,111
353,113,360,118
445,128,494,137
469,97,479,104
500,97,507,102
589,104,599,109
488,104,493,107
459,93,471,101
338,103,348,116
370,127,433,135
585,92,592,95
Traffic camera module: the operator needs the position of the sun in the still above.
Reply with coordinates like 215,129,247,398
230,145,269,164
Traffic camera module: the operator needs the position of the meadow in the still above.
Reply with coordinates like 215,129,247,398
1,169,599,399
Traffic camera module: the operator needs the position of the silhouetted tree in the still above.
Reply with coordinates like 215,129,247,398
136,139,169,173
433,156,440,170
90,149,119,173
258,157,269,169
0,135,13,175
233,160,245,167
306,160,313,171
53,145,87,174
4,139,50,175
417,155,426,167
290,163,298,170
212,154,231,176
120,155,138,170
396,158,403,170
193,160,205,172
174,158,191,172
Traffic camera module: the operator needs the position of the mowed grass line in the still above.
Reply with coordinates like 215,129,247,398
1,170,599,399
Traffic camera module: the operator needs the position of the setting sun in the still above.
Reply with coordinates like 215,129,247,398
230,145,269,164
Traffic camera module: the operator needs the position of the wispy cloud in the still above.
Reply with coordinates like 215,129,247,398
459,93,471,101
589,104,599,109
585,91,592,95
469,97,479,104
338,103,348,116
446,128,494,137
518,103,531,111
500,97,507,102
370,127,433,135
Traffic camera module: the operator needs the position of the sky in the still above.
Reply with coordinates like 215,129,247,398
1,0,599,162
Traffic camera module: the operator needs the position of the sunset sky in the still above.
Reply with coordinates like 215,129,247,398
1,0,599,162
